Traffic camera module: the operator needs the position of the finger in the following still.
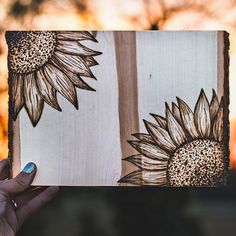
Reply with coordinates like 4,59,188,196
0,163,37,195
16,186,59,227
0,158,9,180
15,187,45,208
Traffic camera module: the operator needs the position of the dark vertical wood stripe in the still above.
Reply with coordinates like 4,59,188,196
114,31,139,177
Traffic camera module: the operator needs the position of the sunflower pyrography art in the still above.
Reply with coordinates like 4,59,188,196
6,31,101,127
119,89,227,187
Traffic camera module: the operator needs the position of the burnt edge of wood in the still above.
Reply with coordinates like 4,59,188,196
8,70,14,179
223,31,230,184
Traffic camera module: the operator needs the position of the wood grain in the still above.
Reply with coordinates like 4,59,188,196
17,32,122,186
114,31,140,178
136,31,219,128
135,31,225,185
9,31,229,186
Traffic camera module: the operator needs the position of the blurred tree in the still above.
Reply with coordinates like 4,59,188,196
9,0,45,18
70,0,88,13
141,0,220,30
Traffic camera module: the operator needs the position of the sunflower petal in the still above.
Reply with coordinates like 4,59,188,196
23,73,44,127
166,104,187,146
210,89,220,120
194,89,211,137
78,41,102,56
11,73,24,120
62,71,95,91
172,102,182,124
128,140,170,161
132,133,155,144
71,75,96,91
213,98,224,142
142,170,167,185
124,154,168,170
52,58,96,91
52,51,95,78
36,69,61,111
177,97,199,138
150,113,167,129
43,64,78,109
83,56,99,67
56,31,98,42
56,40,101,56
118,170,167,186
143,120,176,152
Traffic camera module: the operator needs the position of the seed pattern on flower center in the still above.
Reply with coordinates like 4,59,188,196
7,31,56,74
167,139,225,187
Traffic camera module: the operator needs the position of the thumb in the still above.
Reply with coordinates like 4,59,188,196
1,163,37,195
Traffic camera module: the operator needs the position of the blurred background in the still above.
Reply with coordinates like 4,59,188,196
0,0,236,235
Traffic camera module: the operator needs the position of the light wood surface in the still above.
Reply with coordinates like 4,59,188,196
10,31,229,186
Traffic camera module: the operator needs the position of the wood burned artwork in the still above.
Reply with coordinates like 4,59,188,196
119,90,227,186
6,31,101,126
8,31,230,186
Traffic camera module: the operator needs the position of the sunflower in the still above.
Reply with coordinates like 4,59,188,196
119,89,227,187
6,31,101,127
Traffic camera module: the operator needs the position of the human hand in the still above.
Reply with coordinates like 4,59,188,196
0,159,59,235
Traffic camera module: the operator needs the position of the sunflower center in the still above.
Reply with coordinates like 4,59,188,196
6,31,56,74
167,139,225,187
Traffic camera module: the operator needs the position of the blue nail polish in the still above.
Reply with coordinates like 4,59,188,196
22,162,36,174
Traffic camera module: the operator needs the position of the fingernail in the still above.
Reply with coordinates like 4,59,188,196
22,162,36,174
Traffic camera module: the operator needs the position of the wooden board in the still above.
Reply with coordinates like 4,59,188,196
8,31,229,186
